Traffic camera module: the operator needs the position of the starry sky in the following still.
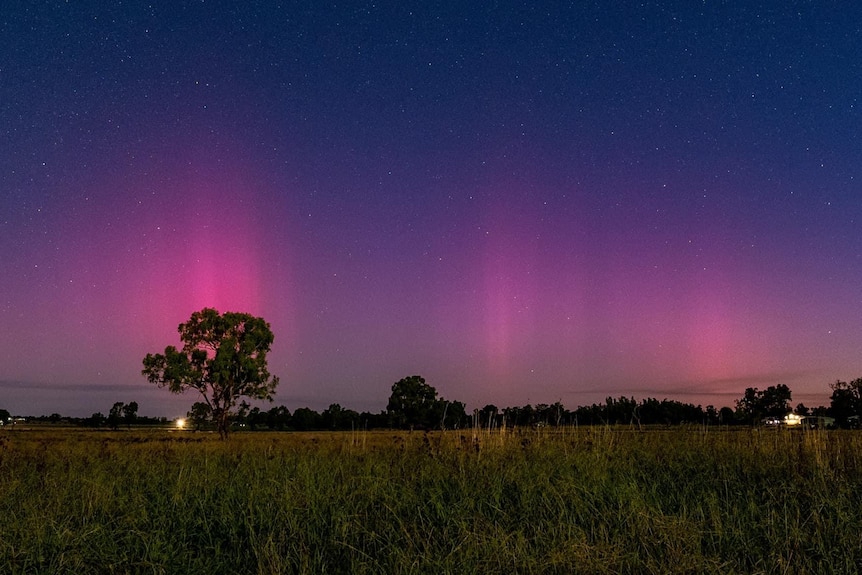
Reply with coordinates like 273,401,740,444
2,1,860,417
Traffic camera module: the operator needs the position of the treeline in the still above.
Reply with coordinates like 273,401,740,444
187,378,862,431
224,378,862,431
7,378,862,432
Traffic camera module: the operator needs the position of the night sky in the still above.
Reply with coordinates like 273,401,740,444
2,1,860,417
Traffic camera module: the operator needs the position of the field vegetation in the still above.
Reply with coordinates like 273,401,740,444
1,426,861,574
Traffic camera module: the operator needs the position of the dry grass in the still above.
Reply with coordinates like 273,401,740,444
1,426,861,574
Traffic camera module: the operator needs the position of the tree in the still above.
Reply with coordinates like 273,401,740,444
322,403,360,430
123,401,138,427
187,402,211,431
267,405,291,430
237,402,267,430
385,376,466,430
735,387,760,423
705,405,719,425
0,409,10,424
477,404,499,429
760,384,792,418
108,402,125,430
142,308,280,439
829,379,862,425
439,399,467,429
87,412,106,428
387,375,439,429
291,407,322,431
735,385,792,424
718,406,735,424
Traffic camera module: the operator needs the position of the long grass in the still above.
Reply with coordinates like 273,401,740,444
1,426,861,574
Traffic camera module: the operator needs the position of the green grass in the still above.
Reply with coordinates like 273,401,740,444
1,427,861,574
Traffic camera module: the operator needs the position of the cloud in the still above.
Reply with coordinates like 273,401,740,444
575,370,819,400
0,379,152,393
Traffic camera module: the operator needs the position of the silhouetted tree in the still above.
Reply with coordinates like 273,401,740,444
123,402,138,427
107,402,125,430
88,412,106,428
386,375,439,429
705,405,719,424
322,403,360,430
142,308,280,439
761,385,792,418
245,406,265,430
718,406,736,424
477,404,500,428
385,375,464,430
829,379,862,425
439,400,467,429
291,407,322,431
105,401,138,429
735,385,792,424
267,405,291,430
188,402,211,431
359,411,389,429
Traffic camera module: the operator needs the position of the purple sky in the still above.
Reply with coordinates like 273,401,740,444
2,2,861,417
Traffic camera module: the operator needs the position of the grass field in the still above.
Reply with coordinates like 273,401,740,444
1,426,861,574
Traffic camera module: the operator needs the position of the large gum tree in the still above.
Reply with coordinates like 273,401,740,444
142,308,279,438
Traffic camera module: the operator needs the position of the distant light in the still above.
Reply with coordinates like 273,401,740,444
176,418,186,429
784,413,803,427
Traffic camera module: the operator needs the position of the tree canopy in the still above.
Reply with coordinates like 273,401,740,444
107,401,138,430
735,385,792,424
829,379,862,425
142,308,279,438
386,375,466,429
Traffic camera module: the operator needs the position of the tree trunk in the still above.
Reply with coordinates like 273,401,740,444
215,408,230,439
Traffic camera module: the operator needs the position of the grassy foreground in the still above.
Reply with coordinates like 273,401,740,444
1,427,861,574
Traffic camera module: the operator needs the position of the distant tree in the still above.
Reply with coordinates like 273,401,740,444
439,400,467,430
735,385,792,424
811,405,831,417
387,375,439,429
267,405,291,430
322,403,360,430
735,387,759,423
501,405,522,427
358,410,389,429
245,407,264,430
291,407,322,431
385,375,465,430
761,385,792,418
503,404,539,427
718,406,736,424
795,403,810,416
142,308,280,439
604,396,638,425
322,403,345,430
108,402,125,430
549,401,567,426
88,412,106,428
477,404,499,428
122,401,138,427
235,401,251,427
637,398,662,425
187,402,212,431
705,405,719,424
0,409,10,424
829,379,862,425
